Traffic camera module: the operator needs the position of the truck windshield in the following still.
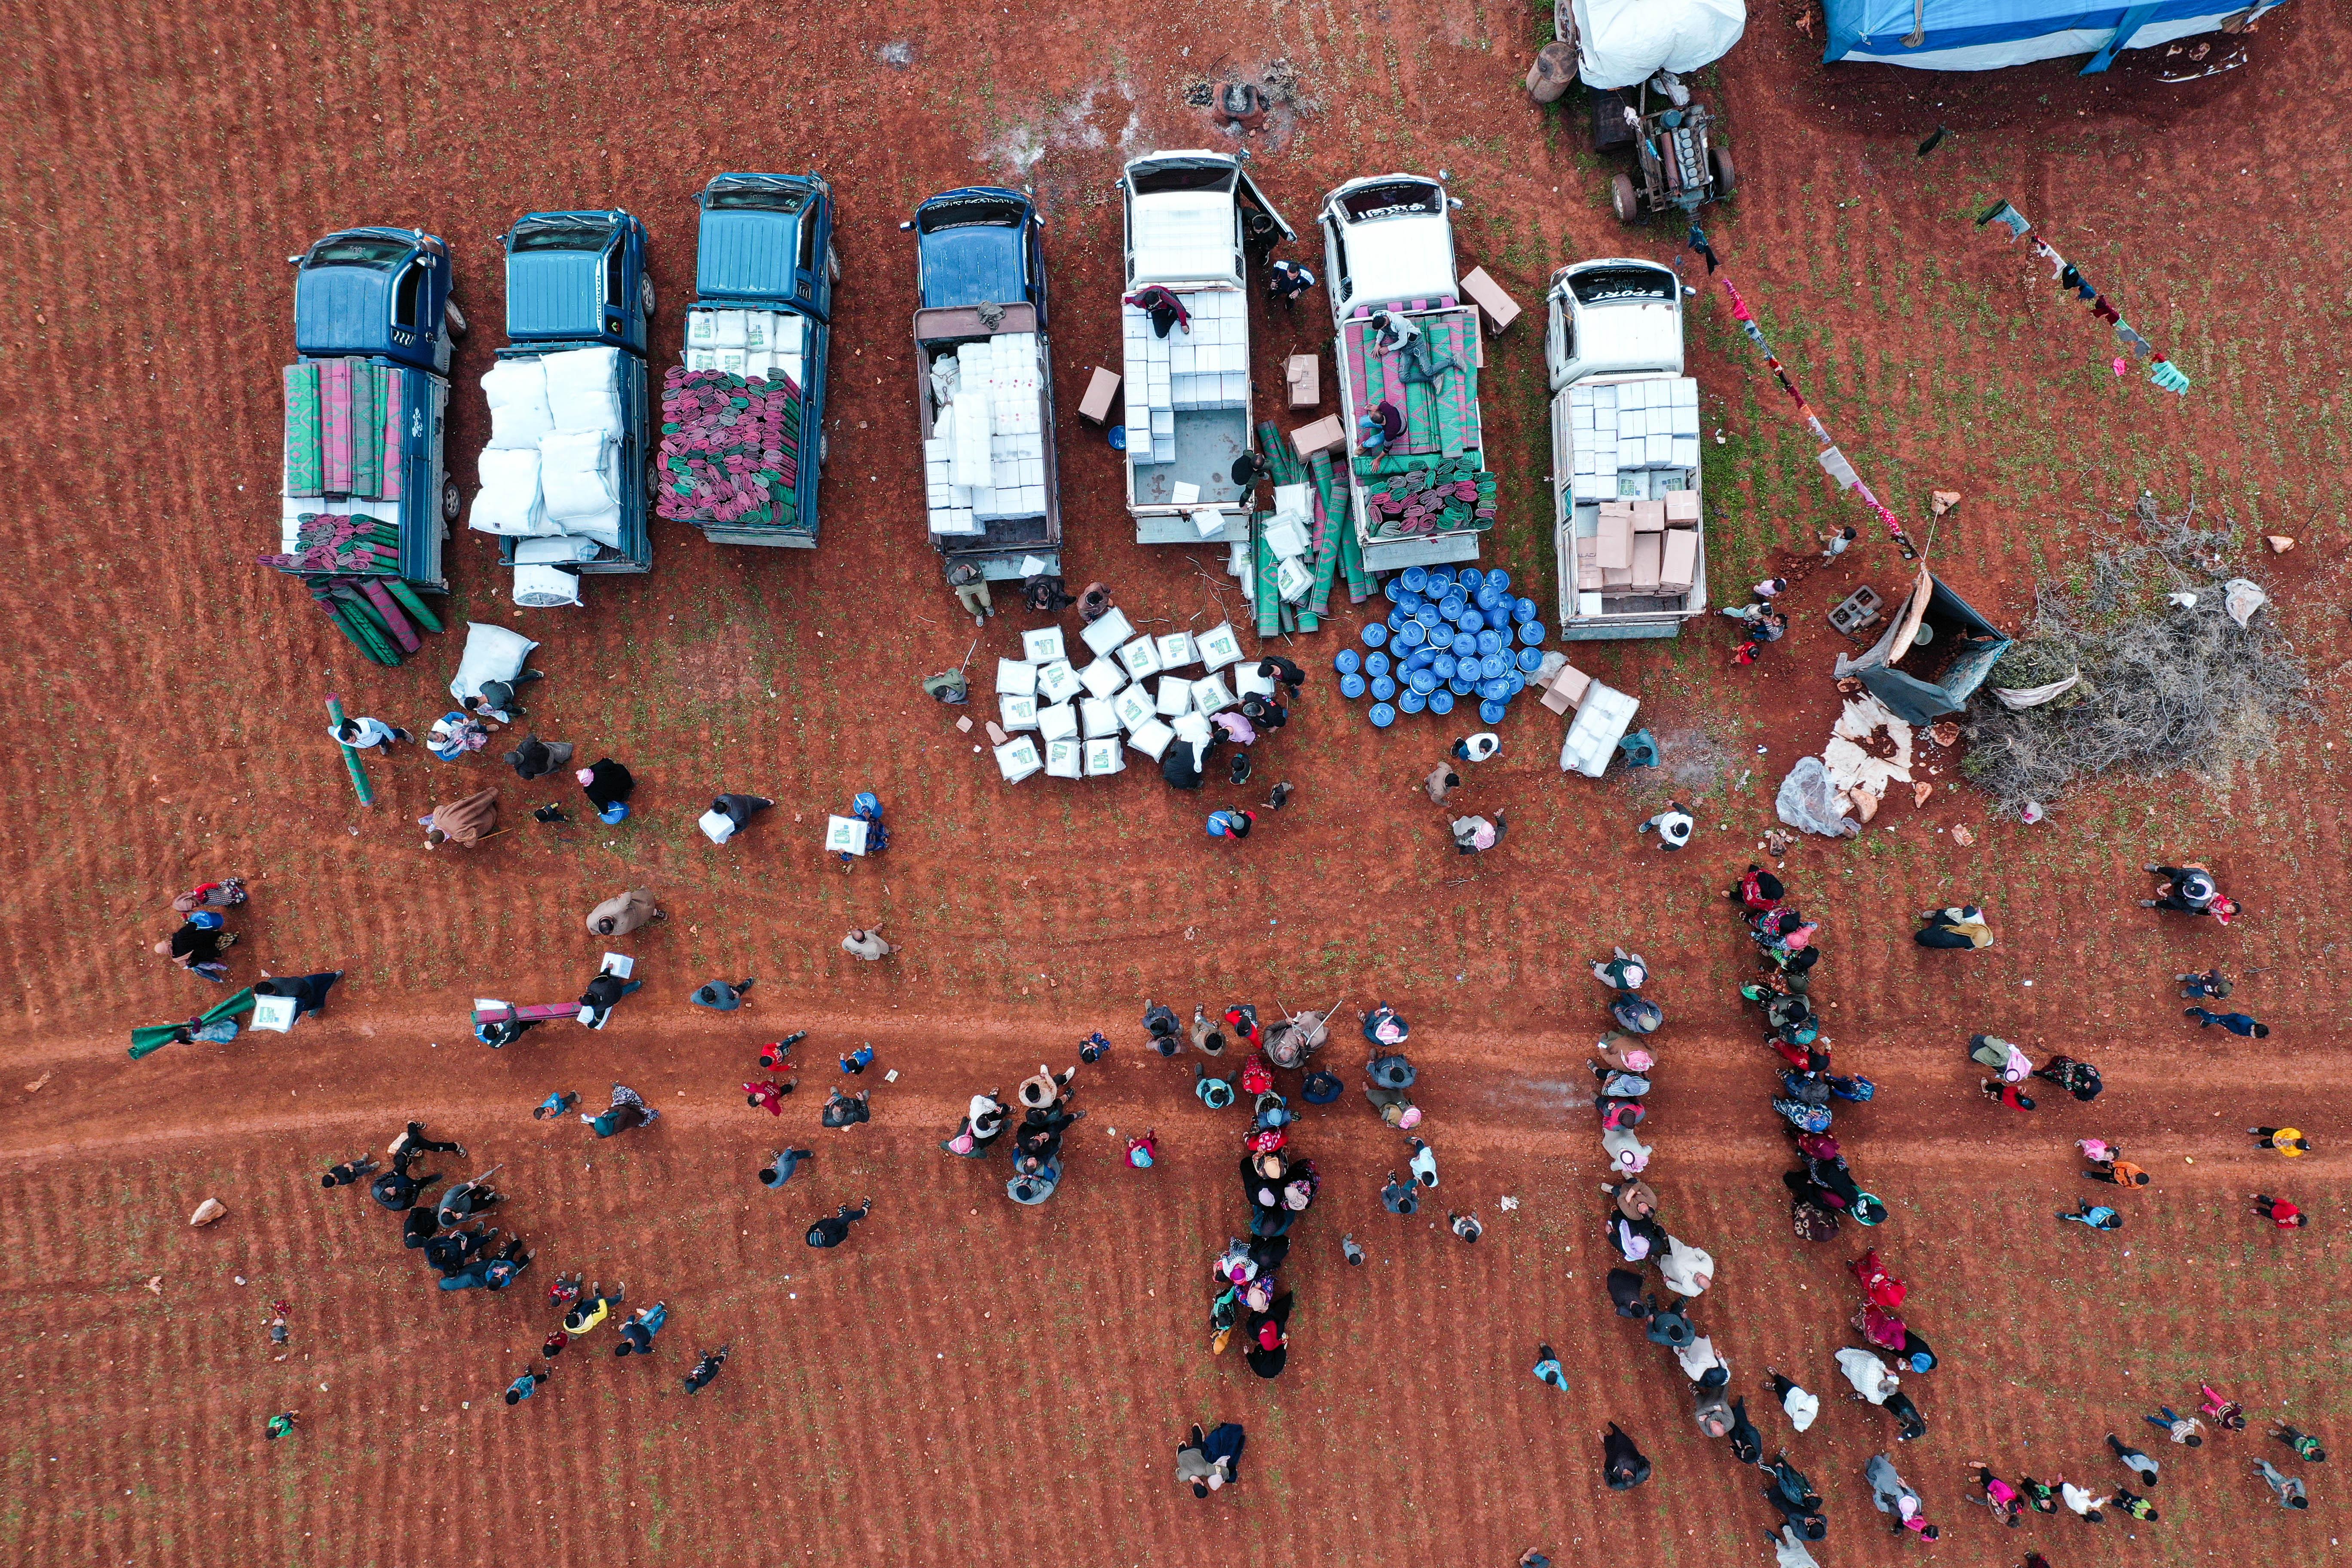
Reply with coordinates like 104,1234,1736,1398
710,189,809,213
1337,181,1442,223
918,197,1025,233
511,224,609,253
1130,163,1237,196
1571,266,1677,304
306,237,408,270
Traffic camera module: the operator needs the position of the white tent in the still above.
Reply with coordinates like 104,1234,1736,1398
1569,0,1749,89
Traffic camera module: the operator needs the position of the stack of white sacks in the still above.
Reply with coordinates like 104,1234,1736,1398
683,307,808,386
1122,288,1248,466
473,349,628,596
1565,376,1701,502
989,611,1271,784
925,333,1048,536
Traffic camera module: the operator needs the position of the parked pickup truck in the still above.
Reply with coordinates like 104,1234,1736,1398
676,172,837,547
470,210,656,606
909,187,1060,581
1317,174,1498,573
1117,150,1292,545
1546,257,1708,638
273,227,462,609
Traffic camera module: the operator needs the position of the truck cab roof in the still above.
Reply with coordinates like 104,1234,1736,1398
1318,175,1458,318
914,188,1046,325
503,210,648,352
1121,152,1293,288
1547,258,1684,391
695,172,832,311
291,226,450,371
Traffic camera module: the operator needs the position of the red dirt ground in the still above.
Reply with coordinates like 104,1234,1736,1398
3,1,2347,1564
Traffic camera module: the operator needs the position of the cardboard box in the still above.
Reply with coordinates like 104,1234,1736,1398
1577,561,1605,591
1291,414,1347,459
1549,662,1593,707
1460,266,1521,333
1660,527,1699,592
1286,354,1320,410
1078,367,1120,425
1596,510,1634,571
1631,533,1663,590
1632,500,1667,533
1664,488,1700,524
1602,563,1634,589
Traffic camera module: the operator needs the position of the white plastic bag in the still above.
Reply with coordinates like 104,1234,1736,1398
448,622,540,703
541,346,624,436
482,359,554,450
538,429,618,520
1776,756,1859,839
470,448,547,536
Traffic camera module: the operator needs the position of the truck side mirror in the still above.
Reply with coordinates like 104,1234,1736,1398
285,255,302,265
1449,197,1464,210
898,221,914,232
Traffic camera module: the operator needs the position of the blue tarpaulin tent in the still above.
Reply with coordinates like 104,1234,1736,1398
1824,0,2288,73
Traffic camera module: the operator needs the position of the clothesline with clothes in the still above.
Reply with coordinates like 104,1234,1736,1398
1976,200,2191,395
1686,227,1921,563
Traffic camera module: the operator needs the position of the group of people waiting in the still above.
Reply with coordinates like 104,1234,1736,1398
940,1060,1081,1206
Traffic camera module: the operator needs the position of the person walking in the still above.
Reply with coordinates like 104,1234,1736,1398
613,1302,668,1357
692,977,757,1011
420,788,501,848
1764,1372,1820,1433
805,1198,873,1249
504,1365,551,1406
1837,1346,1901,1405
1407,1138,1439,1188
585,888,665,937
156,916,236,982
2032,1054,2104,1102
2251,1193,2309,1229
699,793,774,845
1914,904,1993,949
2144,1407,2205,1446
2186,1007,2269,1037
1592,947,1649,990
2061,1477,2106,1522
1381,1171,1418,1216
820,1088,872,1129
253,971,343,1021
577,968,642,1028
563,1283,622,1338
1602,1423,1651,1489
1449,1211,1483,1243
332,714,412,750
1424,763,1461,805
2249,1126,2312,1156
1452,732,1501,764
2252,1458,2310,1509
1175,1421,1247,1496
1638,802,1695,851
1206,808,1256,840
500,734,574,781
2111,1489,2159,1522
2138,863,2220,913
2107,1434,2160,1487
319,1154,377,1189
169,877,248,914
945,560,993,626
1866,1453,1938,1538
1531,1343,1567,1391
264,1412,297,1441
2085,1156,2150,1187
2178,968,2233,999
1267,258,1315,308
2201,1383,2250,1431
583,1082,660,1138
1966,1464,2024,1527
683,1344,730,1395
370,1151,442,1213
758,1148,815,1189
742,1080,791,1116
842,927,897,961
1981,1079,2037,1113
2269,1421,2326,1461
1819,524,1857,562
2058,1200,2123,1232
575,758,635,824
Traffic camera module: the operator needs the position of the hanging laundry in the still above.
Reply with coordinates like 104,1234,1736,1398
1687,225,1721,274
1916,124,1948,157
1975,197,2187,395
1817,447,1860,490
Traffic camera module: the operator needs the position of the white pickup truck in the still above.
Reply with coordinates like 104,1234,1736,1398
1118,151,1293,546
1316,174,1496,573
1547,257,1708,639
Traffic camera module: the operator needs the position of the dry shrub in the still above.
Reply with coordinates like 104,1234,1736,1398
1960,494,2315,813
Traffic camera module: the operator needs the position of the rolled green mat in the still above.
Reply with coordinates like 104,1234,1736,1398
325,695,376,806
1253,513,1280,637
385,579,443,633
330,594,399,666
319,597,373,657
129,987,255,1060
338,585,394,638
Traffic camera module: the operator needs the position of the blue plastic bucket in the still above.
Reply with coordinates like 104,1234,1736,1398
1362,623,1388,648
1433,652,1458,680
1381,577,1402,602
1513,595,1538,623
1427,568,1457,591
1339,671,1366,699
1397,689,1427,714
1335,648,1362,675
1368,702,1396,727
1408,669,1437,695
1426,623,1455,649
1365,650,1390,677
1395,621,1426,649
1487,568,1513,594
1369,674,1396,701
1520,621,1547,646
1479,699,1508,723
1401,565,1430,593
1458,567,1485,591
1404,646,1436,672
1427,689,1456,714
1477,632,1504,659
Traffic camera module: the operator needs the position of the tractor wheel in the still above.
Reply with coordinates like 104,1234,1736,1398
1611,174,1640,224
1709,147,1736,199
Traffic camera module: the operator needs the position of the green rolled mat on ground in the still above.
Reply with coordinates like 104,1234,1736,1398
325,695,376,806
129,988,255,1060
358,579,420,653
1253,514,1281,638
1257,420,1307,487
385,578,442,634
328,593,400,666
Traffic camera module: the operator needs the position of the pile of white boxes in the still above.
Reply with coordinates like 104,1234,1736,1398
683,307,809,386
988,610,1274,785
1565,376,1701,502
1122,288,1249,467
925,333,1048,536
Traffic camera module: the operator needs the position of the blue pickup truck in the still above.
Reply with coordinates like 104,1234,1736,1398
908,187,1060,580
673,172,837,547
269,227,462,662
472,210,655,606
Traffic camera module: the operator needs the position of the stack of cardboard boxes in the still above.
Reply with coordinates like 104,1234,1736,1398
924,331,1050,536
1571,487,1700,615
1122,289,1249,465
684,307,809,387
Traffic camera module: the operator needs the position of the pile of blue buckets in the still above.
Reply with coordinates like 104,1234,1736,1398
1335,564,1548,729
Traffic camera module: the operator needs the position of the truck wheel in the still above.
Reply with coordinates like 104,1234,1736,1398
1708,147,1737,199
444,296,468,338
1611,174,1640,224
441,480,462,523
641,275,657,318
827,245,842,286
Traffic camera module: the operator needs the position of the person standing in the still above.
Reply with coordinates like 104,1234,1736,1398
1423,764,1461,805
1531,1343,1567,1391
583,1083,660,1138
1452,732,1501,764
1914,904,1994,949
820,1088,871,1129
2085,1156,2150,1188
2250,1194,2308,1229
2249,1127,2312,1156
842,928,897,962
576,758,635,824
2143,1407,2205,1446
2253,1459,2310,1509
1602,1424,1651,1489
420,788,500,848
945,560,993,627
613,1302,668,1357
1207,808,1256,840
1980,1079,2037,1113
805,1200,872,1250
2138,863,2220,913
683,1345,730,1395
254,971,343,1021
264,1412,297,1441
758,1148,815,1189
1267,259,1316,308
1450,812,1506,854
699,793,774,845
1381,1171,1418,1216
1637,803,1695,851
504,1365,551,1406
693,978,757,1012
585,888,665,937
2186,1008,2269,1037
331,715,411,750
1449,1211,1483,1243
2177,968,2233,999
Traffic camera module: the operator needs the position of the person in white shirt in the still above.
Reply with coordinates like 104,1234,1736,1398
1836,1346,1901,1404
333,715,411,750
1639,802,1696,850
